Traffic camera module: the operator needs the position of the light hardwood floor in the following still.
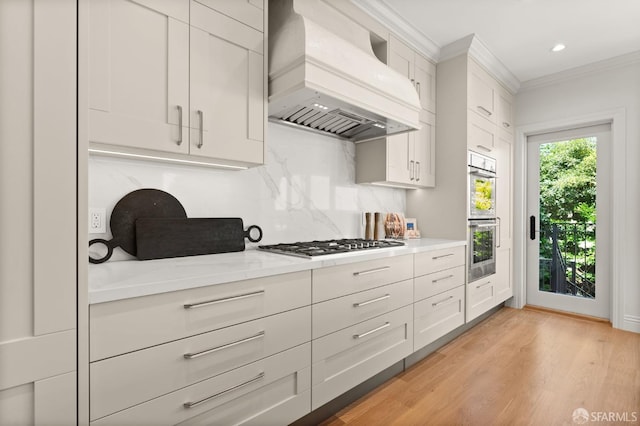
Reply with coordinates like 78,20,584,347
320,307,640,425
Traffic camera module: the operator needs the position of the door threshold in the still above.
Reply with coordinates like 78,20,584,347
524,304,610,324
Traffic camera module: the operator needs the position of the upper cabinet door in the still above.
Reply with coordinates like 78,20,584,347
468,60,496,124
189,1,265,165
388,35,414,80
386,133,412,185
496,88,514,134
414,55,436,113
414,112,436,188
88,0,190,154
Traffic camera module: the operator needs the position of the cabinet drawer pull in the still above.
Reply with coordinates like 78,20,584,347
183,372,265,409
353,294,390,308
197,110,204,149
432,253,454,260
415,161,421,181
502,121,511,128
432,295,454,307
477,105,493,116
353,322,390,339
176,105,183,146
409,160,415,180
183,290,265,309
183,331,265,360
476,281,492,289
432,274,455,283
476,144,492,152
353,266,391,276
415,81,421,99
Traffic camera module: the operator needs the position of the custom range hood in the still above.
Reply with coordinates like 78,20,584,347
268,0,421,142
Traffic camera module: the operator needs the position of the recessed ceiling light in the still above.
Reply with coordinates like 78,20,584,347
551,43,566,52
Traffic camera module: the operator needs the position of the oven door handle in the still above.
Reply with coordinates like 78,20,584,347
469,167,496,178
469,223,497,228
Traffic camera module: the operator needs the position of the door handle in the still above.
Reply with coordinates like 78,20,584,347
530,215,536,240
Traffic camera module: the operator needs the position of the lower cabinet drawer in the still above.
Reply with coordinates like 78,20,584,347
311,305,413,410
90,271,311,361
414,245,465,277
312,279,413,339
90,306,311,421
466,277,496,322
312,255,413,303
414,265,465,302
414,285,465,351
91,343,311,426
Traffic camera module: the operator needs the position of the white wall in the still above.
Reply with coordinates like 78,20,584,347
89,123,406,261
515,55,640,332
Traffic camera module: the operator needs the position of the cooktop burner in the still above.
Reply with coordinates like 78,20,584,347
258,238,405,258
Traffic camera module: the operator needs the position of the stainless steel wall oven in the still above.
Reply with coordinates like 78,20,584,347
468,151,497,282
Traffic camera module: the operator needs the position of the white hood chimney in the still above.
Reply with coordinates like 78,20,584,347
268,0,421,142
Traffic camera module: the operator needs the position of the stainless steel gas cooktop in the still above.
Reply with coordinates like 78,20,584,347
258,238,405,258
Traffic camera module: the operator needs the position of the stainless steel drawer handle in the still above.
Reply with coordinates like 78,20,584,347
353,322,390,339
476,144,492,152
353,294,390,308
415,81,421,99
183,331,265,360
476,281,492,289
197,109,204,149
477,105,493,116
409,160,415,180
183,290,265,309
503,121,511,128
415,161,420,181
183,372,265,409
353,266,391,276
432,274,455,283
432,295,454,307
432,253,454,260
176,105,183,146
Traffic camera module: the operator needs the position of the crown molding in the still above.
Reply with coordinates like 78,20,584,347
519,50,640,92
351,1,520,94
351,0,440,62
439,34,520,94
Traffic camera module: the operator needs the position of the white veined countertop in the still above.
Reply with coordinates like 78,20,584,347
88,238,465,304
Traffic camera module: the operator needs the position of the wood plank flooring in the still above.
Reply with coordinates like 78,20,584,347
320,307,640,426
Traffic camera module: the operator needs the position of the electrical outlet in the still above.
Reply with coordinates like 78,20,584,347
89,208,106,234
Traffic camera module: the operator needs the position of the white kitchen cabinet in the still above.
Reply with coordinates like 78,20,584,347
189,0,264,164
89,271,312,422
468,59,497,124
87,0,266,168
414,285,465,350
91,270,310,361
0,0,77,423
494,130,514,302
88,0,190,154
312,279,413,339
356,111,435,188
408,52,515,321
355,34,436,189
90,306,310,420
466,276,496,322
468,109,497,154
91,344,311,426
389,35,436,114
311,305,413,410
413,246,466,351
312,255,412,303
497,86,514,134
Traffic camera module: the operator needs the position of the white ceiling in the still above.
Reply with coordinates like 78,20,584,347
378,0,640,83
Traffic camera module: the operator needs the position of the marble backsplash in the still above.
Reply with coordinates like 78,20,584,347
89,123,406,261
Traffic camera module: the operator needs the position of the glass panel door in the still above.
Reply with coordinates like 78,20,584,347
526,125,610,318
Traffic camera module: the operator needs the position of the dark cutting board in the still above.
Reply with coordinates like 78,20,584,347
135,217,262,260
